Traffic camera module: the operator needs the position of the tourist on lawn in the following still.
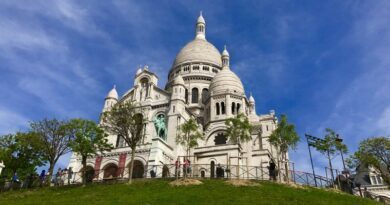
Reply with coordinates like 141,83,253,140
55,168,62,186
67,167,73,185
175,158,181,177
39,170,46,187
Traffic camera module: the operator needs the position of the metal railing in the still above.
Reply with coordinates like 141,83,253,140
0,163,332,192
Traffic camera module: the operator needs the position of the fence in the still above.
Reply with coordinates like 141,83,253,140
0,163,332,192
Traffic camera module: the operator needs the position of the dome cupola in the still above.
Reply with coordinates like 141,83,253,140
106,85,118,100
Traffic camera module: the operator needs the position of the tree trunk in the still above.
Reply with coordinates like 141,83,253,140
283,152,290,183
46,162,55,186
82,156,87,187
327,150,335,187
128,147,136,184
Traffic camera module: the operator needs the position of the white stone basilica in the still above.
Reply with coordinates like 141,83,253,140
68,13,281,180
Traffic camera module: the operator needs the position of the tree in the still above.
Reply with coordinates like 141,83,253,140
101,101,144,184
67,119,113,186
225,113,252,146
313,128,347,184
347,137,389,184
176,118,203,177
30,119,71,184
0,132,44,182
269,114,299,182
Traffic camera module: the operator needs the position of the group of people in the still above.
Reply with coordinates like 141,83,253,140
7,167,74,190
175,158,192,177
52,167,73,186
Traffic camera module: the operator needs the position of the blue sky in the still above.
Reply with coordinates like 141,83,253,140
0,0,389,176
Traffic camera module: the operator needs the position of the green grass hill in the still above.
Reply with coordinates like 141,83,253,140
0,179,380,205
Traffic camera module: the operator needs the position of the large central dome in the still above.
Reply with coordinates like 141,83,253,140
172,39,222,68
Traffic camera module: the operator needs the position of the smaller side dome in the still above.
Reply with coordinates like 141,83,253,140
209,69,244,94
249,95,255,103
136,68,142,75
172,75,185,85
106,85,118,100
222,45,229,57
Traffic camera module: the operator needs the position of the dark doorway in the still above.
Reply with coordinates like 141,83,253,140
103,164,118,179
201,170,205,178
162,165,170,178
210,161,215,178
131,160,144,178
85,166,95,183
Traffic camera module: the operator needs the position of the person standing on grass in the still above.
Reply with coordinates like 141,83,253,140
39,170,46,186
67,167,73,185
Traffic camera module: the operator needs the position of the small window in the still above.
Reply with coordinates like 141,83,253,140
232,102,236,114
212,68,218,73
216,103,220,115
185,89,189,104
221,102,226,114
193,65,200,71
377,176,382,184
371,176,377,185
203,66,209,71
236,103,241,113
192,88,199,103
173,106,175,113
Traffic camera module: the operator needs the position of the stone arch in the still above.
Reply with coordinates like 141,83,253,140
103,163,119,179
79,166,95,183
128,160,145,179
205,127,227,144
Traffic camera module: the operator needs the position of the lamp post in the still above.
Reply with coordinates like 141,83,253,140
335,134,346,172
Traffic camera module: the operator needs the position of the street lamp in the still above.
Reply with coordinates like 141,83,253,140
335,134,347,173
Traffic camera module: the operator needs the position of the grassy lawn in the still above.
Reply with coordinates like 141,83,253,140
0,179,380,205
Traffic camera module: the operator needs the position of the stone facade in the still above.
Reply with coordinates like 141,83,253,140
68,13,281,179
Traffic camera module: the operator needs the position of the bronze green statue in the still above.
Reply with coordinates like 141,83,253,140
153,114,167,140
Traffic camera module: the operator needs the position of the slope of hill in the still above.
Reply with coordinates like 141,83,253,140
0,179,380,205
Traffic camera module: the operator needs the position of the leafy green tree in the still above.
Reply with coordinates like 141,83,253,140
346,137,389,184
313,128,347,183
176,118,203,172
0,132,44,181
102,101,144,184
269,114,299,182
30,119,72,184
225,113,252,146
67,119,113,186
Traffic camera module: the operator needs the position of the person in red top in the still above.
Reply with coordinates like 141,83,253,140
175,158,181,177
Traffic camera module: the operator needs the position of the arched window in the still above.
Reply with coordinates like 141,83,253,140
192,88,199,103
214,133,227,145
116,135,126,148
201,88,209,103
237,103,241,113
216,103,220,115
185,89,188,104
232,102,236,115
221,102,226,114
